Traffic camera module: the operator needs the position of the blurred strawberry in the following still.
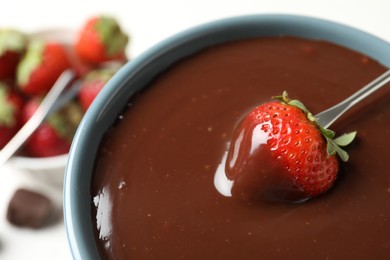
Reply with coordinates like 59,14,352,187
0,29,27,80
22,97,83,157
78,68,116,111
75,15,129,64
17,39,71,96
0,82,24,149
66,45,93,77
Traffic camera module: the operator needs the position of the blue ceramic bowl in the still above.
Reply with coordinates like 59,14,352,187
64,14,390,259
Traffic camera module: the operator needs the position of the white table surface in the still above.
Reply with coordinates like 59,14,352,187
1,0,390,259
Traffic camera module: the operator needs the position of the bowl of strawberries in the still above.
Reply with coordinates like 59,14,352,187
0,15,129,185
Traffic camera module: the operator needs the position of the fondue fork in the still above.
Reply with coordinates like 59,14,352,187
315,70,390,128
0,69,80,169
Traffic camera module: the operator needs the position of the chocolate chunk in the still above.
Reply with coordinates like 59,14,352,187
7,188,54,229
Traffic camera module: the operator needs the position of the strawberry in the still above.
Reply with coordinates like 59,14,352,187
225,91,356,202
22,97,83,157
0,29,27,80
75,15,129,64
78,68,116,111
67,46,93,77
0,82,24,149
17,39,71,96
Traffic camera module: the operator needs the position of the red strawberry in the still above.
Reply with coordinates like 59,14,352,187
225,91,355,202
70,52,92,77
22,97,83,157
78,68,116,111
17,39,71,96
0,82,24,149
75,15,129,64
0,29,27,80
66,44,94,77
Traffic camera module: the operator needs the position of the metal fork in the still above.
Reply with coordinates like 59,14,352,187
0,69,80,168
315,69,390,128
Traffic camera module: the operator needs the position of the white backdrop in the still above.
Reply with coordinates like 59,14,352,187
1,0,390,259
2,0,390,57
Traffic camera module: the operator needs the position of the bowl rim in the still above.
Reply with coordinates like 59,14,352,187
64,14,390,259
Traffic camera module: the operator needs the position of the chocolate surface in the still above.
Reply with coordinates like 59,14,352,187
92,36,390,259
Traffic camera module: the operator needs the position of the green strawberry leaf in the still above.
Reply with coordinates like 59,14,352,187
288,99,309,113
0,86,16,127
47,101,83,141
333,131,357,146
320,126,335,139
335,146,349,162
307,112,317,123
273,90,357,163
326,139,337,156
95,16,129,56
0,29,27,55
17,39,44,86
272,93,286,103
326,138,350,162
273,91,310,113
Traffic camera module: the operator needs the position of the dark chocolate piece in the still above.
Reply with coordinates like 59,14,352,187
7,188,54,229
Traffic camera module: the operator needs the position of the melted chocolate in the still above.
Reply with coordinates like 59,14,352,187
92,37,390,259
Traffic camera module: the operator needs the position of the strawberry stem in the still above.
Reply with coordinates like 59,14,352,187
273,91,356,162
0,29,27,55
0,85,16,127
95,16,129,56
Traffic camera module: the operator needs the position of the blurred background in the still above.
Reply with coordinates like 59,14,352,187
3,0,390,57
1,0,389,259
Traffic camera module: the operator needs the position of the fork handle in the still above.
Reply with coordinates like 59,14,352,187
0,70,75,169
315,69,390,128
